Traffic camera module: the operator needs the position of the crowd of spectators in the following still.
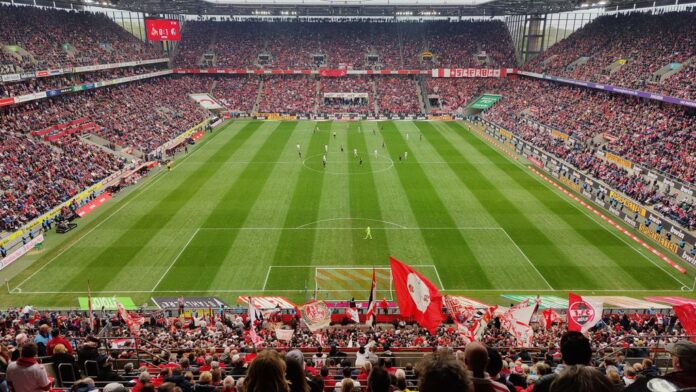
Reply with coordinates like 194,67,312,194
174,20,516,70
1,75,212,230
319,77,374,115
257,76,318,114
212,77,260,114
0,4,162,73
0,64,167,98
0,131,125,231
524,11,696,100
0,305,693,392
374,77,421,116
484,77,696,229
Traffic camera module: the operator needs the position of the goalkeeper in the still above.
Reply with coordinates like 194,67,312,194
364,226,372,240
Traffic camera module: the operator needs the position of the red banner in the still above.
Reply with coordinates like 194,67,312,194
145,19,180,41
76,193,112,218
319,69,347,77
0,97,15,107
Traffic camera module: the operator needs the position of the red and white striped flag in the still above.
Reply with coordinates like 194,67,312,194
365,268,377,328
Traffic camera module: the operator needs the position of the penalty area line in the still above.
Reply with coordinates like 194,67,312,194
151,228,200,291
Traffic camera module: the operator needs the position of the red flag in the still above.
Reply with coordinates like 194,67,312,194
389,256,443,333
541,308,563,330
673,304,696,340
365,268,377,328
567,292,603,333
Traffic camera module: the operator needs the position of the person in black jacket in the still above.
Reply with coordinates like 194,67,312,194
77,337,103,375
97,357,124,382
51,343,79,380
534,332,593,392
164,367,193,392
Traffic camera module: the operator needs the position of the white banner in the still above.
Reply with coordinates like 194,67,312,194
323,92,369,99
0,234,44,270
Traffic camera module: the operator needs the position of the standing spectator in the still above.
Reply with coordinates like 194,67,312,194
6,343,52,392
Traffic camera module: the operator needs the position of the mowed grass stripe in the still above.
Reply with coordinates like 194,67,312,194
10,121,242,291
55,121,263,292
365,123,437,268
157,122,299,290
451,121,685,289
206,123,318,290
446,121,681,290
381,121,492,289
348,123,391,264
265,122,331,289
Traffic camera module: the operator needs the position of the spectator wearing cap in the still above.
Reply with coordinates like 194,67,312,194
626,340,696,391
6,342,52,392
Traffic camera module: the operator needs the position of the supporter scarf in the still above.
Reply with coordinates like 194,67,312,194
16,356,37,367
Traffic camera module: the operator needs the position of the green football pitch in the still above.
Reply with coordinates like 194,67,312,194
2,120,694,308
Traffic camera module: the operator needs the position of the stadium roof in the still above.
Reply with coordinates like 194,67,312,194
23,0,688,16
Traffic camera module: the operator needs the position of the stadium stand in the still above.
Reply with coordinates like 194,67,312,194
174,20,516,69
523,11,696,100
0,64,167,98
484,77,696,229
0,4,162,72
0,307,692,391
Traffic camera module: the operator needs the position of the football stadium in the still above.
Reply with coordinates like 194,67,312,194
0,0,695,390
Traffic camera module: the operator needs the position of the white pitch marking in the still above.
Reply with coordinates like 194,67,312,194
151,228,200,291
12,124,231,292
499,228,554,290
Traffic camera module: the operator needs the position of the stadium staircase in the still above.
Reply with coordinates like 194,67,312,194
314,78,321,114
252,78,264,114
371,79,380,114
416,76,430,113
564,56,589,72
648,55,695,84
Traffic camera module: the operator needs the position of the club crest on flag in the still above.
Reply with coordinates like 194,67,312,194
407,273,431,312
569,300,596,327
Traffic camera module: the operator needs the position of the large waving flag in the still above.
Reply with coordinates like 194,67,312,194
673,304,696,341
541,308,563,330
499,300,536,347
365,268,377,328
390,257,443,333
568,292,603,333
87,281,95,332
247,297,264,347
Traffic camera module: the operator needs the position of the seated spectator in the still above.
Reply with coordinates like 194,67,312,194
464,342,509,392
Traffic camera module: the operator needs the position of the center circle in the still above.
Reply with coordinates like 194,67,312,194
302,151,394,175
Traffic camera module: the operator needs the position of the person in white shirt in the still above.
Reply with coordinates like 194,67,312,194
7,343,51,392
334,367,360,392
